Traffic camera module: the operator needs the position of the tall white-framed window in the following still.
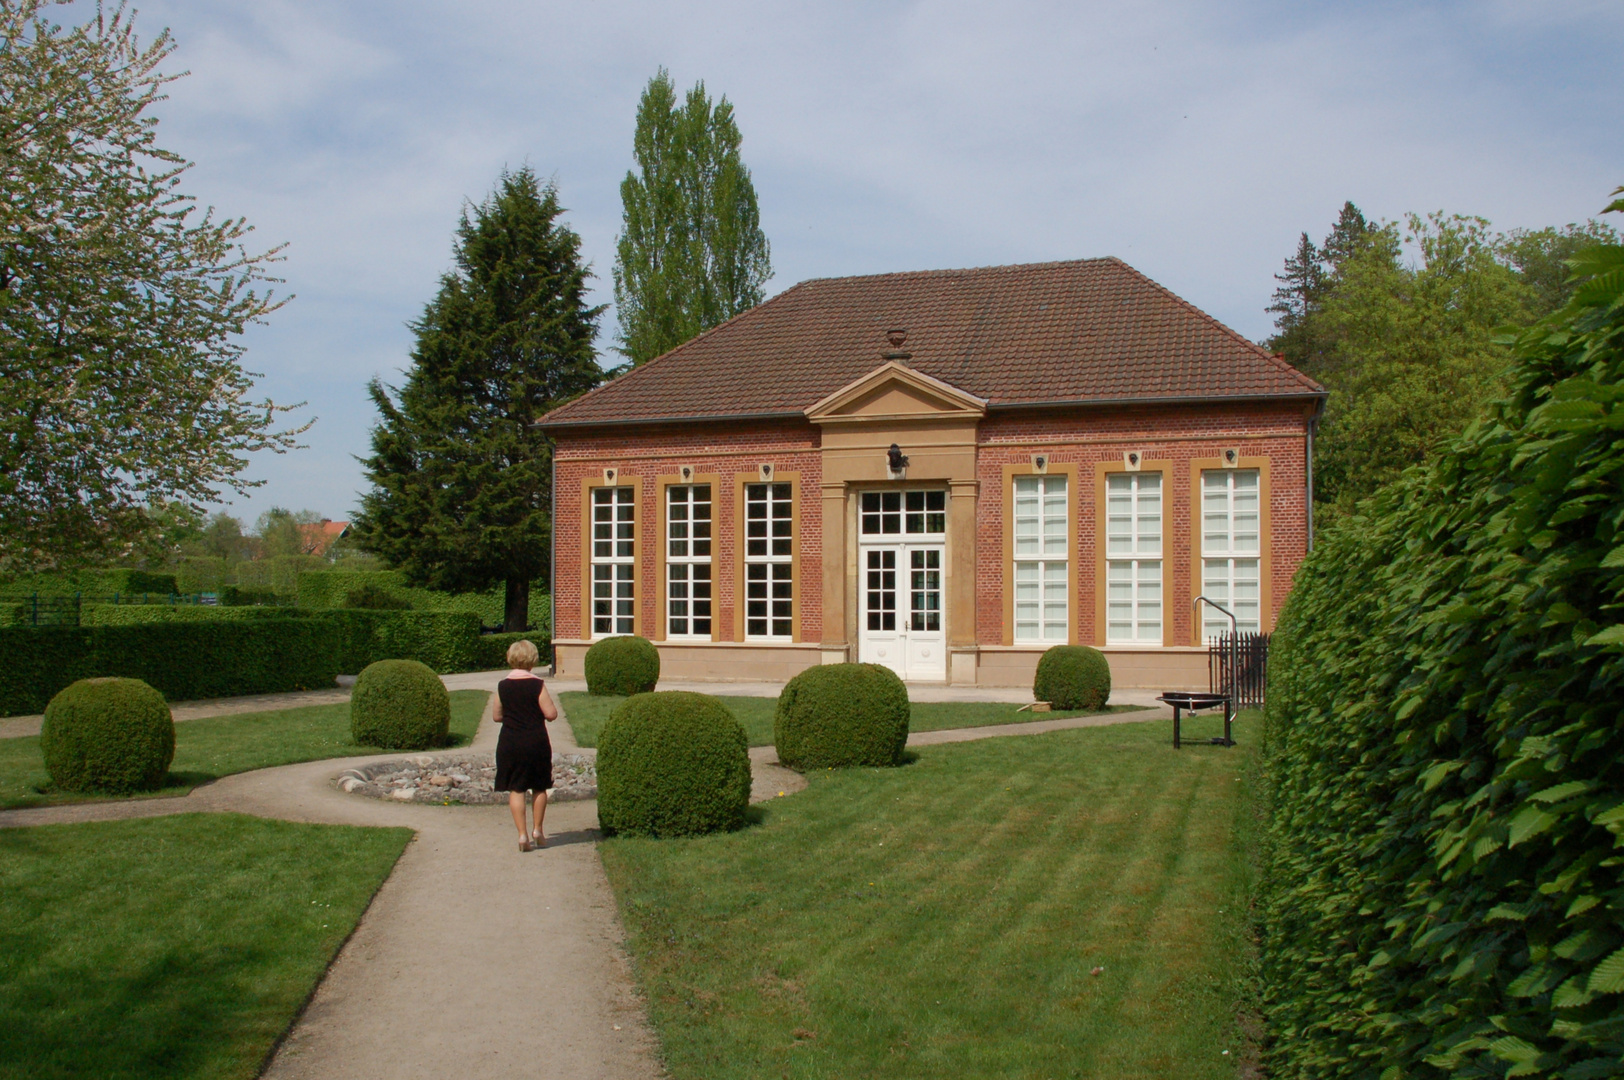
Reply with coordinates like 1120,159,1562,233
591,486,635,637
666,484,712,638
744,482,793,639
1201,469,1261,637
1012,475,1068,642
1106,472,1162,643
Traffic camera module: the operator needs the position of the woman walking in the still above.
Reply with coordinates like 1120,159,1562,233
492,640,558,852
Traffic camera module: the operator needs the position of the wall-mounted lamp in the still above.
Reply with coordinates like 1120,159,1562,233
887,444,910,475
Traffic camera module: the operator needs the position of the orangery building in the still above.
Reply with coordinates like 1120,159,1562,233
537,258,1325,689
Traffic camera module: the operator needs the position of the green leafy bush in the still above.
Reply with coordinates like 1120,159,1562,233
0,569,177,596
343,583,412,610
296,570,550,630
474,632,543,671
774,663,910,769
80,604,296,625
218,585,281,607
174,556,230,595
40,678,175,793
1259,232,1624,1079
1032,645,1111,710
350,659,450,750
597,691,750,837
584,635,660,696
234,556,325,600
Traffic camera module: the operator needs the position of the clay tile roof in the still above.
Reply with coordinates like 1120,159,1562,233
538,258,1322,429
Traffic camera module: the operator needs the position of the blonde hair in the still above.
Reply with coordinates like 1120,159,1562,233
506,639,540,669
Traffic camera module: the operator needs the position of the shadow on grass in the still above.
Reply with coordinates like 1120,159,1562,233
0,942,271,1080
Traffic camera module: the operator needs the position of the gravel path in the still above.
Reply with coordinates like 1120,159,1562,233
0,674,1171,1079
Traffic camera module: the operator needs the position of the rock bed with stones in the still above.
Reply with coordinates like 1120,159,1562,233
335,752,597,804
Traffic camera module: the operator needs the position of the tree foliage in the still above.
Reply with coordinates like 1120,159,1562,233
1266,202,1621,512
0,0,303,573
612,68,771,365
1260,189,1624,1078
354,169,601,631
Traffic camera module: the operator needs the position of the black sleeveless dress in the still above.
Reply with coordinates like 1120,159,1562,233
494,678,553,792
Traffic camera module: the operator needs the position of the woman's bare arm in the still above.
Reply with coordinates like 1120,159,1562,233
539,685,559,722
491,691,503,723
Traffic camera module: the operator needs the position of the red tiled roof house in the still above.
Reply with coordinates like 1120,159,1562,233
538,258,1324,688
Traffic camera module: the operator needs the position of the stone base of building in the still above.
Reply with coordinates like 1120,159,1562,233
554,639,1210,692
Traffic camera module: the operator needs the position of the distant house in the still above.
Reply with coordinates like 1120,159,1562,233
299,520,350,558
537,258,1324,689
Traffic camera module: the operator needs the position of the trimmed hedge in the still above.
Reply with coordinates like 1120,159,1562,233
474,632,537,671
597,691,751,837
295,570,551,631
584,635,659,696
234,555,325,600
0,569,177,596
174,555,231,595
41,677,175,793
0,610,521,716
350,659,449,750
80,603,297,625
774,663,910,769
1258,236,1624,1078
1032,645,1111,709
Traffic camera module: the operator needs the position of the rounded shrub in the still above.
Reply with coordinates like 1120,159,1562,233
597,691,751,838
774,663,910,769
41,677,175,793
1032,645,1112,710
350,659,449,749
584,634,659,696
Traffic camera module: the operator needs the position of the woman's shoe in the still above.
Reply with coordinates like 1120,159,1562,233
531,832,547,848
519,837,533,853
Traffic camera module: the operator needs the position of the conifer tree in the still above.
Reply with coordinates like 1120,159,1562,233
612,69,772,365
355,169,602,631
1266,232,1327,369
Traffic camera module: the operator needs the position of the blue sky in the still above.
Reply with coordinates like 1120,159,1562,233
121,0,1622,525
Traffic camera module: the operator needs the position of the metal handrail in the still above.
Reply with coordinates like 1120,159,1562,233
1193,595,1238,701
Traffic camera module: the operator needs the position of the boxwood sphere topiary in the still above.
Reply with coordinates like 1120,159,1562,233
1033,645,1112,710
41,677,175,793
774,663,910,769
350,659,450,750
596,691,751,838
584,635,660,696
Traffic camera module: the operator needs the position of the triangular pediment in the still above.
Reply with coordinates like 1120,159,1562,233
804,361,987,424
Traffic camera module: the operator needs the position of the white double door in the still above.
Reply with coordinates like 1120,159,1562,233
858,543,946,681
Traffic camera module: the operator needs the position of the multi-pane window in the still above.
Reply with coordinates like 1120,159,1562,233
1201,470,1261,637
1013,475,1068,642
591,486,635,637
666,484,712,638
745,482,793,639
860,490,945,536
1106,472,1162,643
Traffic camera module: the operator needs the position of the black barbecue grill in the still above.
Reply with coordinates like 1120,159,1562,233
1156,691,1235,748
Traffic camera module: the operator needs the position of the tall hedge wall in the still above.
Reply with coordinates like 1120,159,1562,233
0,569,177,596
1260,236,1624,1078
0,610,519,716
295,570,550,631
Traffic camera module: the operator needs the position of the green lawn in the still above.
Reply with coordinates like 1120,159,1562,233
0,689,489,810
599,712,1259,1080
0,813,411,1080
559,691,1145,749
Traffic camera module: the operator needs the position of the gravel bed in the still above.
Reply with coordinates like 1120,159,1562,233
334,752,597,804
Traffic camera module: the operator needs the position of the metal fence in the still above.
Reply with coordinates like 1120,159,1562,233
7,591,229,627
1208,631,1270,709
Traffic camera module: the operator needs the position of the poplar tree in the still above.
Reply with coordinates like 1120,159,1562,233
354,169,602,631
612,69,772,365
